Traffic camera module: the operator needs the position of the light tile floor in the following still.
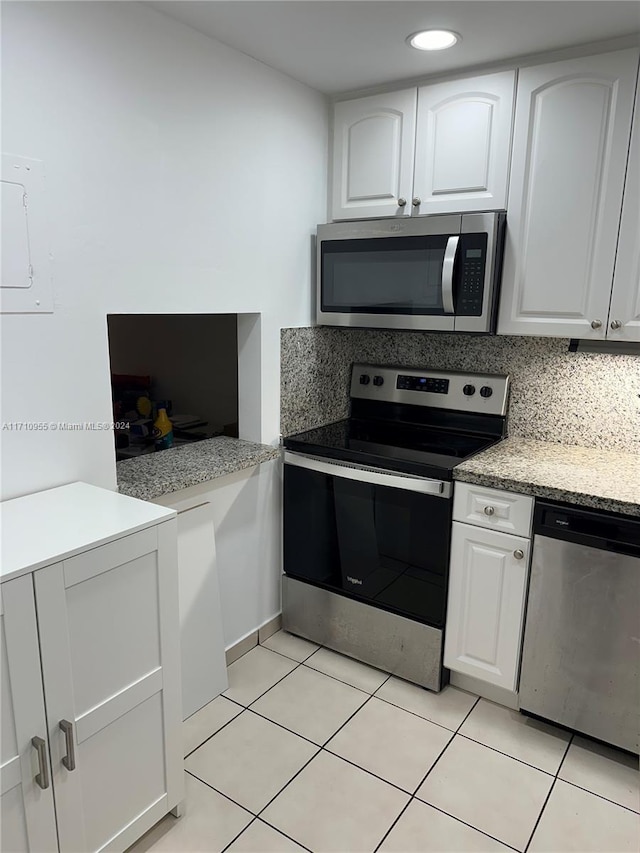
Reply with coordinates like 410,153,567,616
132,631,640,853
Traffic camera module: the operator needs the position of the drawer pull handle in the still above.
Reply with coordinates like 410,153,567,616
59,720,76,772
513,549,524,560
483,505,495,516
32,736,50,789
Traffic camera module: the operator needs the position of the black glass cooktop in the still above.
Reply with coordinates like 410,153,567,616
283,417,502,480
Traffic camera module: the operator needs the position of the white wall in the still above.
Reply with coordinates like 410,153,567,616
0,1,327,500
155,460,282,651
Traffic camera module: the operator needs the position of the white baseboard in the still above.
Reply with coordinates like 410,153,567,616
224,613,283,666
258,613,282,643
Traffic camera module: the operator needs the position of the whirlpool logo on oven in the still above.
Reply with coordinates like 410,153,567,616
346,576,363,586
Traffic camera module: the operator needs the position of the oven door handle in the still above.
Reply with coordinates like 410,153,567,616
284,452,452,498
441,235,459,315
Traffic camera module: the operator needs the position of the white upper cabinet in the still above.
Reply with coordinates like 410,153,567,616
608,79,640,342
413,71,515,215
330,72,515,221
331,89,417,220
498,49,640,338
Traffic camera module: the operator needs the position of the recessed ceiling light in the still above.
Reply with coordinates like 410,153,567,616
407,29,461,51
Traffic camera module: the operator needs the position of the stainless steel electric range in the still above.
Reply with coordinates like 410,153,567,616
282,363,509,692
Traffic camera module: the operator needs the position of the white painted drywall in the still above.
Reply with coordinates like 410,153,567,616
0,1,327,500
154,460,281,651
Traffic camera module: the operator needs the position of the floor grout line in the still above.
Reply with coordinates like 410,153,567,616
245,706,326,749
454,731,560,777
373,796,414,853
185,642,637,853
184,769,257,817
183,706,244,759
218,815,258,853
409,799,523,853
559,778,640,815
301,659,390,695
255,815,314,852
370,692,469,735
522,733,573,853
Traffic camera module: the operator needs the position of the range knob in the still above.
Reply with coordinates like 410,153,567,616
359,374,370,386
480,386,493,398
373,375,384,387
463,384,476,396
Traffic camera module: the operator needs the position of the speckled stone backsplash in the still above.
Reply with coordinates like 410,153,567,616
281,328,640,451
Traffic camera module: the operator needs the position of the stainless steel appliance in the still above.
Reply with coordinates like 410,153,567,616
282,363,509,691
317,212,506,334
520,501,640,754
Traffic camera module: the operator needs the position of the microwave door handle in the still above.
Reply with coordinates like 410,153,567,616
441,236,459,315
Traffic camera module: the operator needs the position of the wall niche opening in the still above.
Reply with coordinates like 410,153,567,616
107,313,239,461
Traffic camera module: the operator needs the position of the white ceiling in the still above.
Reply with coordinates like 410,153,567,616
148,1,640,94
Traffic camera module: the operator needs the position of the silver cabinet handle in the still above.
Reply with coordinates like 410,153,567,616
610,319,623,330
397,198,407,207
591,319,602,329
513,549,525,560
32,736,50,789
59,720,76,772
483,505,495,516
412,197,421,207
441,235,459,315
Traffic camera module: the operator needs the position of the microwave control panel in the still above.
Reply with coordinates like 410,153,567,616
457,233,488,316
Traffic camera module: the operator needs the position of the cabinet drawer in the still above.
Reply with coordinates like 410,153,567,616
453,482,533,537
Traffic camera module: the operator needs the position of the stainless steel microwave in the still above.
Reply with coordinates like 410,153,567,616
317,211,506,334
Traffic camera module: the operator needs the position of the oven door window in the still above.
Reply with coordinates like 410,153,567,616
321,235,450,315
284,464,451,627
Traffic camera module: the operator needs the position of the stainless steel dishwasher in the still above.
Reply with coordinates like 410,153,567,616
519,501,640,754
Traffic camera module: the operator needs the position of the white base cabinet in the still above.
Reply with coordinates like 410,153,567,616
445,483,534,693
1,576,58,853
444,522,530,691
0,483,183,853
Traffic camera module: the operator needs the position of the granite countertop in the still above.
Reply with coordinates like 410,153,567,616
117,436,279,501
454,437,640,517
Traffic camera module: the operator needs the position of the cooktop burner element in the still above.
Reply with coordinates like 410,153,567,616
283,363,509,479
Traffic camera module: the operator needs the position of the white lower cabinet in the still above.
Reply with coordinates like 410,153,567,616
1,576,58,853
0,484,183,853
444,521,530,691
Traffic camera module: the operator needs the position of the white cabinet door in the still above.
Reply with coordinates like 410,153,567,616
331,89,417,220
608,82,640,342
176,502,228,720
1,577,58,853
34,521,183,853
413,71,515,215
444,522,529,691
498,49,639,338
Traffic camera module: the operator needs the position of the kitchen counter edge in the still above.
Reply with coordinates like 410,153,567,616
116,436,280,501
454,437,640,518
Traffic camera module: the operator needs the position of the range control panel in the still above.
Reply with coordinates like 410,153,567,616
397,375,450,394
351,364,509,417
